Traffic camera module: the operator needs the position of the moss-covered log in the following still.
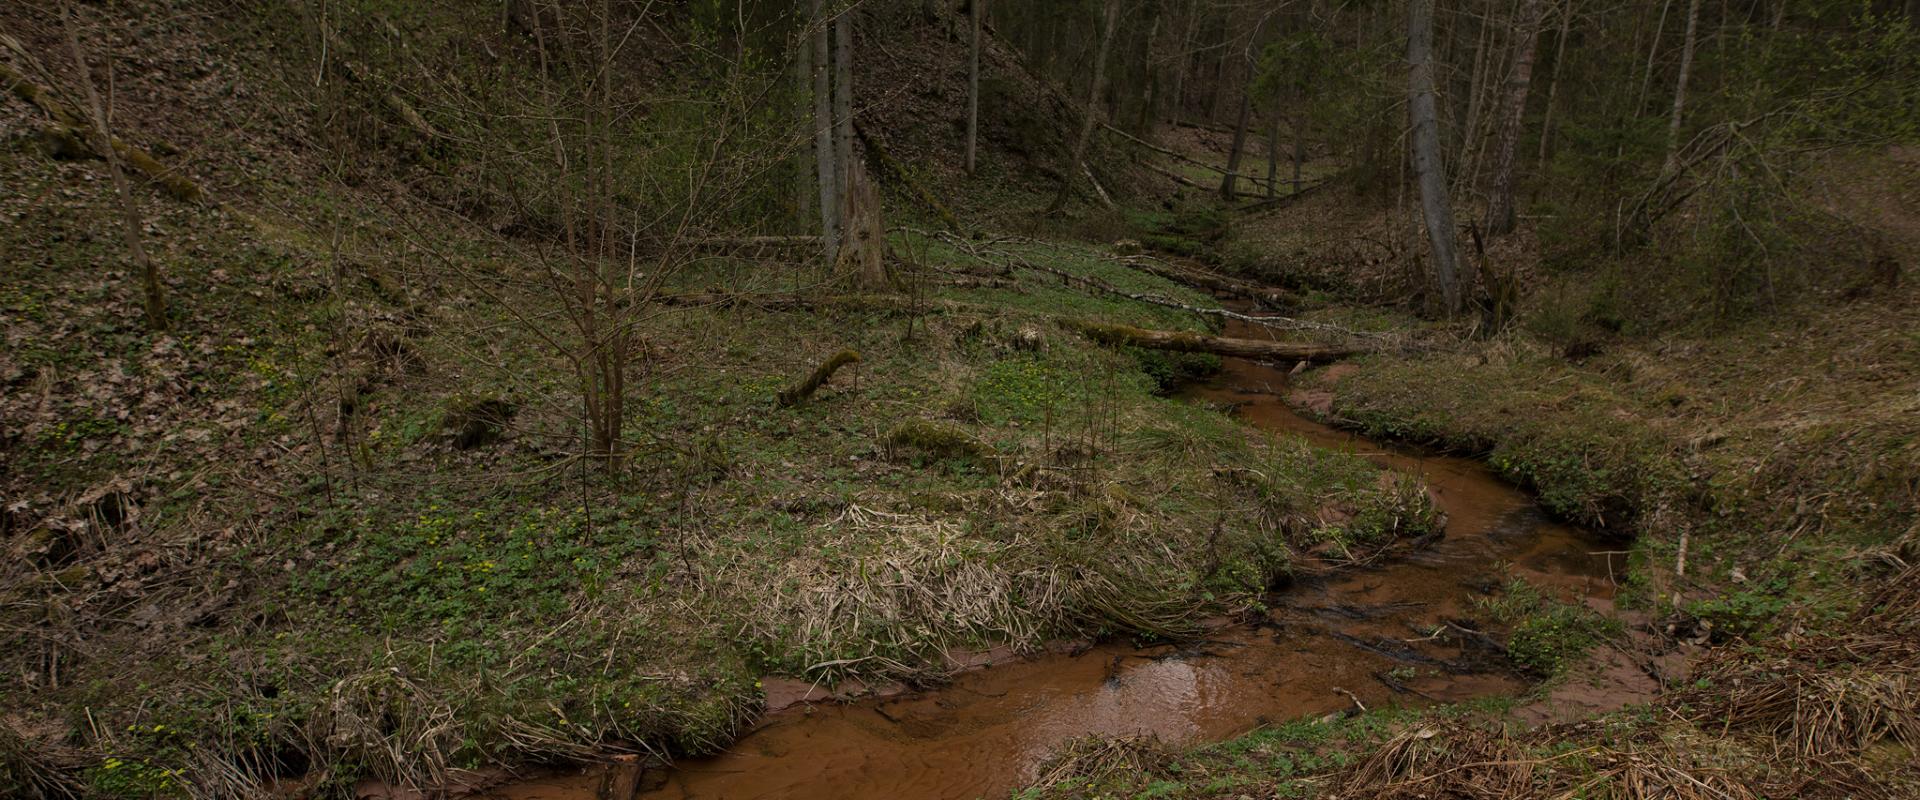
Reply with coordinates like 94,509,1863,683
778,349,862,406
1064,319,1362,363
1,61,204,203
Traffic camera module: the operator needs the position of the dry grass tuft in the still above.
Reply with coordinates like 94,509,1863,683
1033,734,1174,789
1563,742,1759,800
1682,565,1920,760
1335,725,1534,799
307,668,464,792
0,717,82,800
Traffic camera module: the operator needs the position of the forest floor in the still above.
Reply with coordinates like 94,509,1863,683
5,4,1918,798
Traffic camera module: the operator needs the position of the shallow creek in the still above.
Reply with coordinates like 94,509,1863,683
473,338,1624,800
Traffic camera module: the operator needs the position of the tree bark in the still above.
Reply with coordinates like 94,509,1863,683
1407,0,1464,314
965,0,982,175
1487,0,1546,236
64,5,164,331
1064,320,1361,363
812,0,838,258
1220,94,1251,200
1047,0,1121,215
1663,0,1703,173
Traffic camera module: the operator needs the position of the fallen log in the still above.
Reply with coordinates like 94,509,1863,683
0,59,204,202
1062,319,1362,363
1119,256,1302,309
778,349,860,406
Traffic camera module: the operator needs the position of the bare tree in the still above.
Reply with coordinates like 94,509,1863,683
1047,0,1121,215
1663,0,1703,172
1487,0,1547,235
965,0,983,175
1534,0,1575,173
1408,0,1464,313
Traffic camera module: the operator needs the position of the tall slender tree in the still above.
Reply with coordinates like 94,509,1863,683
1663,0,1703,172
965,0,983,175
1220,94,1251,200
1408,0,1464,313
812,0,838,257
1487,0,1546,235
1048,0,1121,215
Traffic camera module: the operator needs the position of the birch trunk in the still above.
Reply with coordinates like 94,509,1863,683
1663,0,1703,173
1487,0,1546,236
1408,0,1464,315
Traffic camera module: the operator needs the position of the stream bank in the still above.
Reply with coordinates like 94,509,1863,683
447,336,1627,800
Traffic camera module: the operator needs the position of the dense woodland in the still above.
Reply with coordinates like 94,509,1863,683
2,0,1917,798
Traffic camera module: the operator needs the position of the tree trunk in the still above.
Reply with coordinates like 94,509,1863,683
794,7,814,230
1265,111,1283,199
1065,320,1362,363
1047,0,1121,215
1169,0,1196,125
965,0,982,175
1535,0,1573,174
1220,94,1251,200
1292,110,1306,192
1407,0,1465,315
1638,0,1673,114
833,7,854,207
812,0,838,258
64,5,164,332
1663,0,1703,173
1487,0,1546,236
837,159,890,291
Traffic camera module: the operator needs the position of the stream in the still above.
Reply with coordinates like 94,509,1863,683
470,328,1625,800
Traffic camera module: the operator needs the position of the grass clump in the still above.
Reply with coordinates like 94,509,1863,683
1477,578,1620,677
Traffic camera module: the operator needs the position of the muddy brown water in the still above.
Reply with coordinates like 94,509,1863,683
459,337,1624,800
